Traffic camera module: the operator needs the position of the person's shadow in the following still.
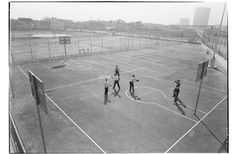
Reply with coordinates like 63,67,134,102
111,88,121,98
176,97,187,108
174,103,185,115
130,91,141,100
104,94,111,105
194,114,228,152
173,97,187,115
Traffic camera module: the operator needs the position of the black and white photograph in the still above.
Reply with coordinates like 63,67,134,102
8,1,229,153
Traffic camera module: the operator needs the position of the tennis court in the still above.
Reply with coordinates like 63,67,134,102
10,40,227,153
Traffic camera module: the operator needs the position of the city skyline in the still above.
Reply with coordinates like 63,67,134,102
10,2,227,25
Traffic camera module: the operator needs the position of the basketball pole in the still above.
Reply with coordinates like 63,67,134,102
64,43,67,61
194,77,203,115
32,76,47,153
36,105,47,153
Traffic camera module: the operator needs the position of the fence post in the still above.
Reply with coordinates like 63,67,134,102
29,37,33,59
90,36,92,53
111,35,113,53
10,49,15,64
101,36,103,52
47,38,51,58
139,37,141,49
78,36,80,54
120,36,122,51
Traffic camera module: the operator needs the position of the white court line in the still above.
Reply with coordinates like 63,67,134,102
70,57,203,114
45,68,142,91
132,86,206,115
125,89,197,123
142,68,227,93
16,65,106,153
139,75,207,115
98,55,142,69
85,59,204,116
138,89,155,97
66,62,93,71
99,55,226,93
163,61,180,67
46,78,100,91
132,56,164,67
130,55,165,67
164,95,227,153
45,94,106,153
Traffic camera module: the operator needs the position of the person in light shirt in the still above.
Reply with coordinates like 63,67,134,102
112,74,120,90
104,78,112,105
129,75,139,93
104,78,111,96
115,65,120,77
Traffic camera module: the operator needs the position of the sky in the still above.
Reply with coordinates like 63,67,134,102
10,2,227,25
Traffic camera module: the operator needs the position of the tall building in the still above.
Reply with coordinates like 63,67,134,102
179,18,190,25
193,7,211,25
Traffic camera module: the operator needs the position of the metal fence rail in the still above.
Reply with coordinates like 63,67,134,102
10,113,27,153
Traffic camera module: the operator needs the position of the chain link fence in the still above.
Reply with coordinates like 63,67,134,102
10,31,160,64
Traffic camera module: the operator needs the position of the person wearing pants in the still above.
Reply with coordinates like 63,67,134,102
129,75,139,93
172,86,186,108
113,74,120,90
173,86,180,105
115,65,120,77
104,78,111,96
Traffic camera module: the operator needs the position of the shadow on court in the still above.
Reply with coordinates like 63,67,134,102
104,94,111,105
111,88,121,98
173,97,187,115
129,91,140,100
194,115,228,153
174,103,185,115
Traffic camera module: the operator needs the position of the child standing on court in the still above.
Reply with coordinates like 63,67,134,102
175,79,180,88
172,80,186,108
104,78,111,96
115,65,120,77
129,74,139,93
112,74,120,90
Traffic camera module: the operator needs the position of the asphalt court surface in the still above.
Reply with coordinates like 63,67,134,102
11,42,227,153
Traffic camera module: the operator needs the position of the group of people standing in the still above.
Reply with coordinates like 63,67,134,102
104,65,185,107
104,65,139,97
